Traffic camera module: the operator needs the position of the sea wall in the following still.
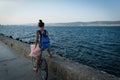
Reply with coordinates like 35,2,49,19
0,34,119,80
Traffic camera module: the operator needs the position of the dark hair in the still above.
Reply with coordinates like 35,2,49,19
38,19,44,27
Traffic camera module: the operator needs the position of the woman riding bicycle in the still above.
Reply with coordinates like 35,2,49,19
33,19,52,72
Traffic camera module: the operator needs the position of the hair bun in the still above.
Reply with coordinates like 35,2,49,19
39,20,43,23
39,19,44,27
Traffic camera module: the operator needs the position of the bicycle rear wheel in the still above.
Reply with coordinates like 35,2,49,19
39,58,48,80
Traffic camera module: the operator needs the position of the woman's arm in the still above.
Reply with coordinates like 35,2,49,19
46,30,49,36
34,31,39,49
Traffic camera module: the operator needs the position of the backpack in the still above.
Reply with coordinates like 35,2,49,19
38,30,50,50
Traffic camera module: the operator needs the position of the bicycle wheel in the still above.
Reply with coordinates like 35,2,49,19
39,58,48,80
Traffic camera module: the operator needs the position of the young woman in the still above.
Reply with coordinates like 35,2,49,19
33,19,52,72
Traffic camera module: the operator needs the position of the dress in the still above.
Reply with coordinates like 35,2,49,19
29,43,41,57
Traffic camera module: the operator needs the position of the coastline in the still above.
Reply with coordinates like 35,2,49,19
1,21,120,27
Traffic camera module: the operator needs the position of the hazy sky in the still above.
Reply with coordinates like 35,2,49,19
0,0,120,24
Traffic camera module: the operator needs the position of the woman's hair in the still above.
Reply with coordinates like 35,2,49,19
38,19,44,27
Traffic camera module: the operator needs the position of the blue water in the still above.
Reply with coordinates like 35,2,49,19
0,25,120,77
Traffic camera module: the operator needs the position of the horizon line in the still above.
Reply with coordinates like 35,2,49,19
0,20,120,25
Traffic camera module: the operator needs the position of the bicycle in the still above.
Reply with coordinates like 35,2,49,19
32,50,48,80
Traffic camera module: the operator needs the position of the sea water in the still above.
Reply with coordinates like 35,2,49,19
0,25,120,77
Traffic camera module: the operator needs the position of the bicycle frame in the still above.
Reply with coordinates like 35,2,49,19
32,49,48,80
32,50,43,68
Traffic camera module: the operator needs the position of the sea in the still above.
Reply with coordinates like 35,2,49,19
0,25,120,77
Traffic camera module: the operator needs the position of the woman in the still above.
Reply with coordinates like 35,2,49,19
33,19,52,72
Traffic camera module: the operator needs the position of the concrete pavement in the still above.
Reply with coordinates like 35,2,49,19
0,41,58,80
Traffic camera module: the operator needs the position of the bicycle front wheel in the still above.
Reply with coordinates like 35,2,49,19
39,58,48,80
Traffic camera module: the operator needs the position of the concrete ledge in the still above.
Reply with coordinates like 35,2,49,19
0,34,30,58
0,34,119,80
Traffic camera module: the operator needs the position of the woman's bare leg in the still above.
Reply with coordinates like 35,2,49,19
33,56,40,72
47,48,52,57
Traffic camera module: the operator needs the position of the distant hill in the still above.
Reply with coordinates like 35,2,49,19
46,21,120,26
1,21,120,26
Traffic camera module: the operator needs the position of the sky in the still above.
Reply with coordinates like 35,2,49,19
0,0,120,25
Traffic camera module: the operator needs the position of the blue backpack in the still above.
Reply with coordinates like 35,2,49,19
38,30,50,50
